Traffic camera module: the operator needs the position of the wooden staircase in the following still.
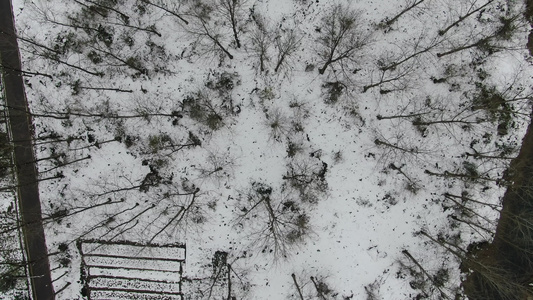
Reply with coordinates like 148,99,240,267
78,240,185,300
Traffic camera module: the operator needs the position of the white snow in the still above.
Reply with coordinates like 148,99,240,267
4,0,532,299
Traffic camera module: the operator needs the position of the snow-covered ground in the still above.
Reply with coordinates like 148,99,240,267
5,0,533,298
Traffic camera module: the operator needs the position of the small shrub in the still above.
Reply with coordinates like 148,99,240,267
0,272,17,293
253,181,273,196
356,197,372,207
463,161,479,178
96,25,114,47
59,256,71,268
286,214,309,244
146,40,166,58
0,133,12,177
364,280,381,300
476,68,489,81
13,292,28,300
295,213,309,228
188,131,202,146
191,207,206,224
135,3,147,15
381,193,397,207
124,135,135,147
54,32,84,55
282,200,299,212
496,141,515,157
283,158,328,203
265,108,290,142
206,71,241,93
259,87,276,101
148,134,172,153
412,116,428,137
314,278,332,295
58,243,69,252
496,16,517,41
122,34,134,47
205,113,224,130
81,4,109,18
433,268,449,288
87,50,103,64
472,85,505,114
292,121,304,132
126,56,147,75
70,79,82,95
212,250,228,272
430,76,447,83
140,170,162,192
322,81,345,104
51,208,68,223
409,278,426,290
183,95,206,120
286,141,303,157
405,181,419,194
182,92,225,130
332,150,343,163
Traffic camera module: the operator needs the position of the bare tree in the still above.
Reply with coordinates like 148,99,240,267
249,14,272,72
282,156,328,204
63,175,207,244
140,0,189,25
183,251,250,299
195,150,236,185
378,34,441,72
0,61,52,79
436,13,525,58
74,0,130,23
374,137,425,159
217,0,247,48
234,182,310,259
17,27,103,76
142,131,201,156
21,1,169,78
145,186,200,244
411,105,486,127
291,273,305,300
371,121,442,174
181,89,231,131
89,44,148,76
273,28,301,73
380,0,427,28
438,0,495,36
362,60,417,93
316,4,371,75
400,249,454,299
62,1,162,37
186,2,234,60
288,272,339,300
